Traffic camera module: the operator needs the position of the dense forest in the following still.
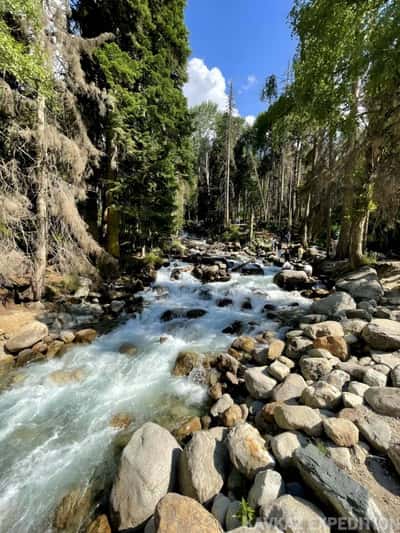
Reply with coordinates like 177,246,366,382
1,0,399,299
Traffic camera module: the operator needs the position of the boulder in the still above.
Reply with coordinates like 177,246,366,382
327,445,352,471
53,486,92,532
303,321,344,340
272,373,307,403
341,319,368,336
179,429,229,504
273,270,309,290
267,340,285,360
356,411,392,452
364,386,400,417
285,336,313,359
342,392,363,408
348,381,369,397
231,336,256,354
244,367,277,400
154,493,223,533
248,469,285,509
324,369,350,390
5,320,48,353
210,394,234,417
362,319,400,351
211,493,231,526
174,417,202,441
270,431,305,468
86,515,112,533
301,382,341,409
118,343,138,356
274,404,323,436
227,423,275,479
74,328,97,343
262,495,329,533
110,422,181,530
363,368,387,387
336,267,384,302
299,356,335,381
222,405,243,427
225,500,242,531
268,360,290,381
310,292,356,317
294,444,388,532
391,365,400,387
323,418,359,447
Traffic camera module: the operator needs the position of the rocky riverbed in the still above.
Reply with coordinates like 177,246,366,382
0,239,400,532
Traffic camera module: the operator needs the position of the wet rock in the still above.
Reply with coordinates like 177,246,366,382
172,351,202,377
155,493,223,533
272,373,307,403
227,422,275,479
111,300,125,313
231,336,256,354
249,469,285,509
294,443,388,532
336,266,384,302
5,320,48,353
241,263,264,276
110,413,133,430
223,321,245,335
217,298,233,307
301,382,341,409
323,417,359,447
179,429,229,504
118,342,137,356
16,348,46,367
362,319,400,351
86,515,111,533
209,382,223,401
74,328,97,344
110,422,181,530
244,367,277,400
0,351,15,375
48,368,85,385
46,340,65,359
262,495,329,533
274,404,323,436
53,486,92,532
364,386,400,417
270,431,304,468
303,321,344,340
311,291,356,317
60,330,75,343
313,336,348,361
186,308,207,319
274,270,309,290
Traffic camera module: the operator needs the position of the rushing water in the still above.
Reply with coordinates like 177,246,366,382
0,260,310,532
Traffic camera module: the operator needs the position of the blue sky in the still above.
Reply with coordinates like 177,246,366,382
183,0,297,123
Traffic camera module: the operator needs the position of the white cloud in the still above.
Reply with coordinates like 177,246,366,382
183,58,228,111
243,74,257,91
245,115,256,127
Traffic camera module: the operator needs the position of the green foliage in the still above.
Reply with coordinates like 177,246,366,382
235,498,256,528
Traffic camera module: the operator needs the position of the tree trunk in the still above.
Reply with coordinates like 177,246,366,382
32,96,48,301
349,213,367,268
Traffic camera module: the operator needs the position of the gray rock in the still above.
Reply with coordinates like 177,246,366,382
225,500,242,531
299,356,335,381
356,411,392,452
179,429,229,504
294,443,389,532
362,319,400,351
5,321,48,353
268,360,290,381
391,365,400,387
285,336,313,359
364,386,400,417
272,373,306,402
110,422,181,530
262,494,329,533
363,368,387,387
345,309,372,321
336,267,384,302
211,493,231,526
311,292,356,317
327,445,352,471
371,351,400,369
244,367,277,400
227,423,275,479
341,319,368,336
324,369,350,390
248,469,285,509
388,444,400,477
342,392,363,408
301,382,341,409
273,270,309,290
348,381,369,397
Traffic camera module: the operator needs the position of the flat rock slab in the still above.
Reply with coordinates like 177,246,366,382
311,292,356,316
336,266,384,302
364,387,400,417
5,320,48,353
294,443,390,532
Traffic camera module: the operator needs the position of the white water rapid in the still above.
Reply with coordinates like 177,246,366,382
0,261,310,532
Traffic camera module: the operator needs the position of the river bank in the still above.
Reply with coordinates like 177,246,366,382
0,238,400,532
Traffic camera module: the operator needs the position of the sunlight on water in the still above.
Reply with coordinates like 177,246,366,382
0,261,310,532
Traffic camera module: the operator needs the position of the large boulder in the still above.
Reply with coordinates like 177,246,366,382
273,270,309,290
364,386,400,417
312,336,349,361
272,373,307,402
362,319,400,351
110,422,181,530
310,292,356,317
336,267,384,302
154,493,223,533
5,320,48,353
303,321,344,340
261,495,329,533
172,351,202,376
179,429,229,504
227,423,275,479
244,367,277,400
248,469,285,509
294,444,389,532
274,405,323,436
